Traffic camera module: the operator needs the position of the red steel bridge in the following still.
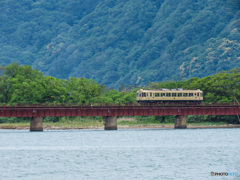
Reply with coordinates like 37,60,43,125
0,103,239,131
0,103,239,117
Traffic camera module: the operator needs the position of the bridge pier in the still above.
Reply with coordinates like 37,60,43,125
174,115,187,129
30,117,43,131
103,116,117,130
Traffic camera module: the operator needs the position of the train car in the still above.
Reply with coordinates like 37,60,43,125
137,88,203,105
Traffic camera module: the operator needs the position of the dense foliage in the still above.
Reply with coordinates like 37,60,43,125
0,63,136,104
0,0,240,88
149,68,240,104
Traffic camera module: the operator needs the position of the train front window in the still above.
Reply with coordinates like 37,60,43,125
178,93,182,97
197,93,199,96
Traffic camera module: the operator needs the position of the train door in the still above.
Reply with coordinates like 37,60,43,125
137,91,142,101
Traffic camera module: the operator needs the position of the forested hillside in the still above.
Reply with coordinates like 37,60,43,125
0,0,240,87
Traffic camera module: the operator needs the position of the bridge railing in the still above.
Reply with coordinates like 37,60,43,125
0,102,238,108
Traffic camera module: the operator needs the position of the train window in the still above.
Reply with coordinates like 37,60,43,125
155,93,160,97
172,93,176,97
178,93,182,97
200,93,203,97
140,93,142,97
197,93,199,97
183,93,188,97
142,93,146,97
161,93,165,97
147,93,148,96
189,93,193,97
166,93,171,97
150,92,152,97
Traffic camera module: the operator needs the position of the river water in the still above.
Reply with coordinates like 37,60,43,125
0,128,239,180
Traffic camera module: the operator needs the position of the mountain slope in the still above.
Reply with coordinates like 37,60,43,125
0,0,240,87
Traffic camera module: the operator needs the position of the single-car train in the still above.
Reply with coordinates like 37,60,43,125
137,89,203,105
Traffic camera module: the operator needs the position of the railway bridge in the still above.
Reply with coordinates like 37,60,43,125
0,104,239,131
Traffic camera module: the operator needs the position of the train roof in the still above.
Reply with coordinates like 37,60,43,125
137,89,202,92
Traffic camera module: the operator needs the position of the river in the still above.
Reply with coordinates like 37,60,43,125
0,128,239,179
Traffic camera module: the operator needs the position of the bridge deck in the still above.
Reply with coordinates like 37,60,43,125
0,104,239,117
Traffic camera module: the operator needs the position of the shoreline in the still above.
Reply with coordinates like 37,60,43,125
0,124,240,130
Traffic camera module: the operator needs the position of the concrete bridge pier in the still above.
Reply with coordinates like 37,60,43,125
30,117,43,131
103,116,117,130
174,115,187,129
